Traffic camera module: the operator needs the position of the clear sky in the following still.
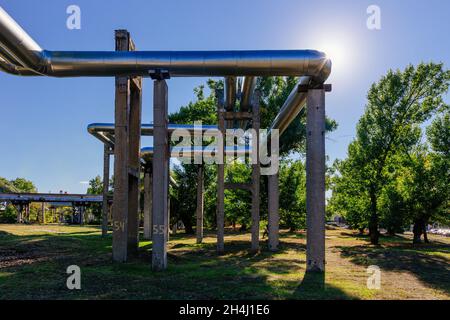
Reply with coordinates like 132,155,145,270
0,0,449,194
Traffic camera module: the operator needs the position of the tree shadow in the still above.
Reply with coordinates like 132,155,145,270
292,270,358,300
338,242,450,295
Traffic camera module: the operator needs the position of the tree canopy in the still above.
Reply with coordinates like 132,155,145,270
330,62,450,244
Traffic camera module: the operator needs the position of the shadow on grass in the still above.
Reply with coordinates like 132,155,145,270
293,271,356,300
0,225,361,299
338,242,450,295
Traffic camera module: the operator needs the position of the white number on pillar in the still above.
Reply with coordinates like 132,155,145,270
153,225,166,235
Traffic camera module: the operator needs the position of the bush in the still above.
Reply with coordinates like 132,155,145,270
0,205,17,223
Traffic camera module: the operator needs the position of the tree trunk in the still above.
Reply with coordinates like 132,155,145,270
358,228,365,235
422,220,429,243
412,219,423,244
387,228,396,236
368,189,379,245
181,215,194,234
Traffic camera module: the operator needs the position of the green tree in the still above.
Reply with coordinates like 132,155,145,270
279,159,307,231
86,175,103,195
10,177,37,193
401,112,450,243
169,81,220,233
0,177,20,193
427,111,450,157
86,175,103,221
0,177,37,223
224,162,252,230
168,77,338,234
258,77,337,155
330,63,450,244
329,156,371,234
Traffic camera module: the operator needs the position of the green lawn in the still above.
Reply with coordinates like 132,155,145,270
0,224,448,300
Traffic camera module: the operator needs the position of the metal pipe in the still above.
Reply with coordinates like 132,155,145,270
269,76,311,135
240,76,256,112
0,7,331,80
238,76,257,128
88,123,219,137
0,56,38,75
0,45,25,67
0,7,42,69
225,76,237,128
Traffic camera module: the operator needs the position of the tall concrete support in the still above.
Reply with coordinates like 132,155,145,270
80,206,84,225
152,79,169,271
25,203,30,223
101,145,111,237
112,30,130,262
167,192,171,241
251,92,261,252
196,164,204,244
127,72,142,255
59,207,64,224
143,165,153,240
41,202,45,224
306,88,326,272
268,172,279,251
216,89,225,254
16,204,23,223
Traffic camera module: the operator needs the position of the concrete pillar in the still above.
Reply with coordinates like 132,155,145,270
268,172,279,251
167,192,171,240
102,145,111,237
152,79,169,271
143,165,153,240
196,164,204,244
16,204,23,223
306,88,326,272
112,30,130,262
251,91,261,252
216,89,225,254
41,202,45,224
59,206,63,224
127,77,142,255
80,206,84,225
171,220,177,235
25,203,30,223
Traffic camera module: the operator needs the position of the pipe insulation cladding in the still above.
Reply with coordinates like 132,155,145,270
0,7,331,81
1,6,331,138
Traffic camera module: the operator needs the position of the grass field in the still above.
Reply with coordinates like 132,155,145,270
0,224,449,300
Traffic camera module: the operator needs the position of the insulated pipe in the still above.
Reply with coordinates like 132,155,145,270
0,45,25,67
0,7,331,81
0,7,42,69
269,76,311,135
238,76,257,128
240,76,256,112
88,123,219,137
0,56,38,75
225,76,237,128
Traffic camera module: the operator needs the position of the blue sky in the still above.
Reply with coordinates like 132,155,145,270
0,0,449,193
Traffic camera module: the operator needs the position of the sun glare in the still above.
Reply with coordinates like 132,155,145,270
316,41,347,71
